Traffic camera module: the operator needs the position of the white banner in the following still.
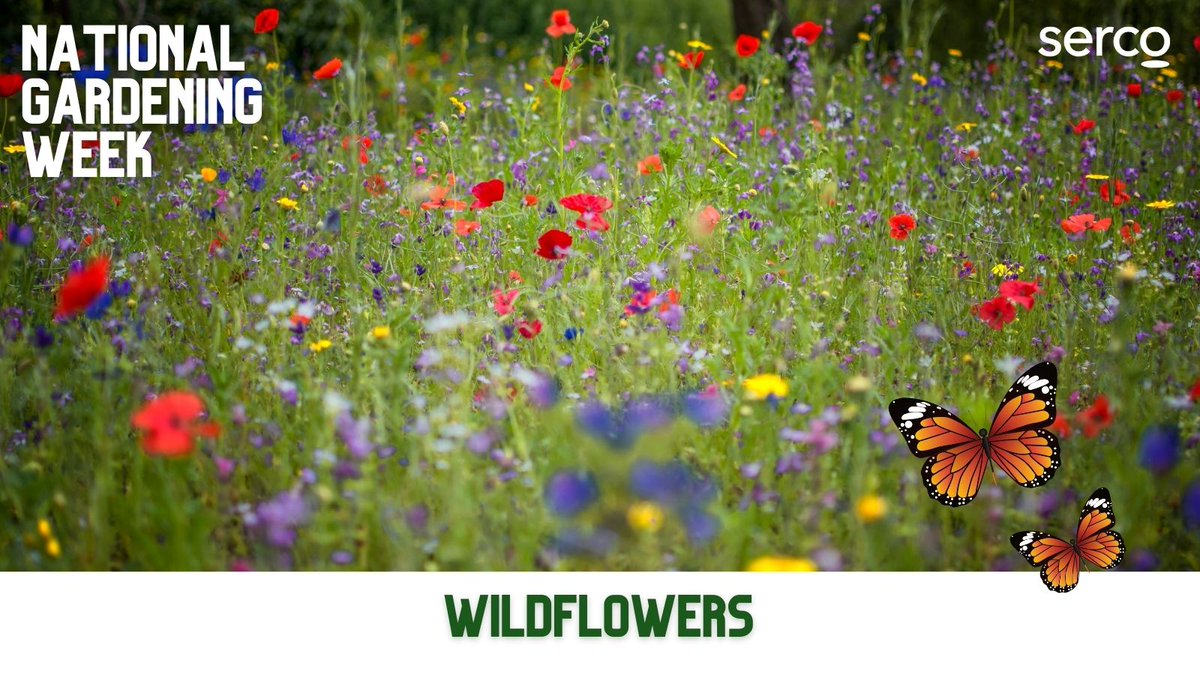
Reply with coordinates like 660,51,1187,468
1,572,1193,673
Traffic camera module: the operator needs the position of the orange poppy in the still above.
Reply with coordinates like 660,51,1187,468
637,154,663,175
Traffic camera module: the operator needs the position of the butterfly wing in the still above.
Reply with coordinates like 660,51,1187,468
889,398,980,458
986,428,1061,488
1010,531,1081,593
987,362,1060,488
1075,487,1125,570
989,361,1058,436
889,399,987,507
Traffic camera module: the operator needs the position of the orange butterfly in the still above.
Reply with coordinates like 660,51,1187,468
888,362,1060,507
1011,487,1125,592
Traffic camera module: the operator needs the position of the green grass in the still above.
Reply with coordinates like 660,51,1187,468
1,10,1198,571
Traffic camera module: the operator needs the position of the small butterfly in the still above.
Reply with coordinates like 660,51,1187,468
1011,487,1125,592
888,361,1060,507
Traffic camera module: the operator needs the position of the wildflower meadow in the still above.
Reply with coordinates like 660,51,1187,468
2,4,1199,572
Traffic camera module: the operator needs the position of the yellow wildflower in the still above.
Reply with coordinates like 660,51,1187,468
46,538,61,558
856,494,887,523
37,519,52,538
1146,200,1175,209
743,374,789,401
3,144,26,154
845,374,872,393
857,32,871,42
523,82,534,93
1085,174,1110,180
449,96,467,116
955,122,977,132
309,339,333,353
200,167,217,183
686,40,713,51
911,73,928,87
948,48,963,57
746,556,817,572
276,197,299,210
1161,68,1177,79
371,325,391,340
711,136,738,159
1045,60,1064,69
1119,263,1139,282
266,61,280,72
991,263,1023,278
627,502,665,533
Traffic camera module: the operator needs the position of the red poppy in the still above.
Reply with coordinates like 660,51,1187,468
1099,180,1129,206
1075,396,1114,439
1126,83,1141,98
131,392,220,457
470,179,505,209
792,21,823,45
1061,213,1111,235
313,58,343,80
1072,118,1095,135
546,10,577,38
1049,416,1071,440
523,194,539,208
341,135,372,153
625,290,658,316
364,174,387,197
0,74,23,98
637,154,663,175
728,83,747,102
692,206,721,237
998,279,1041,310
888,213,916,240
208,232,229,255
254,9,280,34
559,193,614,232
735,35,760,58
454,220,480,236
1166,89,1184,105
974,296,1016,330
1190,378,1200,402
516,319,543,339
658,289,680,314
1120,220,1142,246
1195,36,1200,52
493,289,519,316
677,51,705,70
54,256,110,320
536,229,573,260
547,66,573,91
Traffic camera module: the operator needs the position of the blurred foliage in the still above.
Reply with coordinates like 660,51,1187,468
6,0,1200,74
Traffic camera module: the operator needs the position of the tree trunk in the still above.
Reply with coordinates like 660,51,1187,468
731,0,791,53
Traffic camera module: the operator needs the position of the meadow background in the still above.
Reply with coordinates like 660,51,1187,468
1,0,1199,571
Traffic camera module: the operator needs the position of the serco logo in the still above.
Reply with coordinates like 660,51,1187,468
1039,26,1171,69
